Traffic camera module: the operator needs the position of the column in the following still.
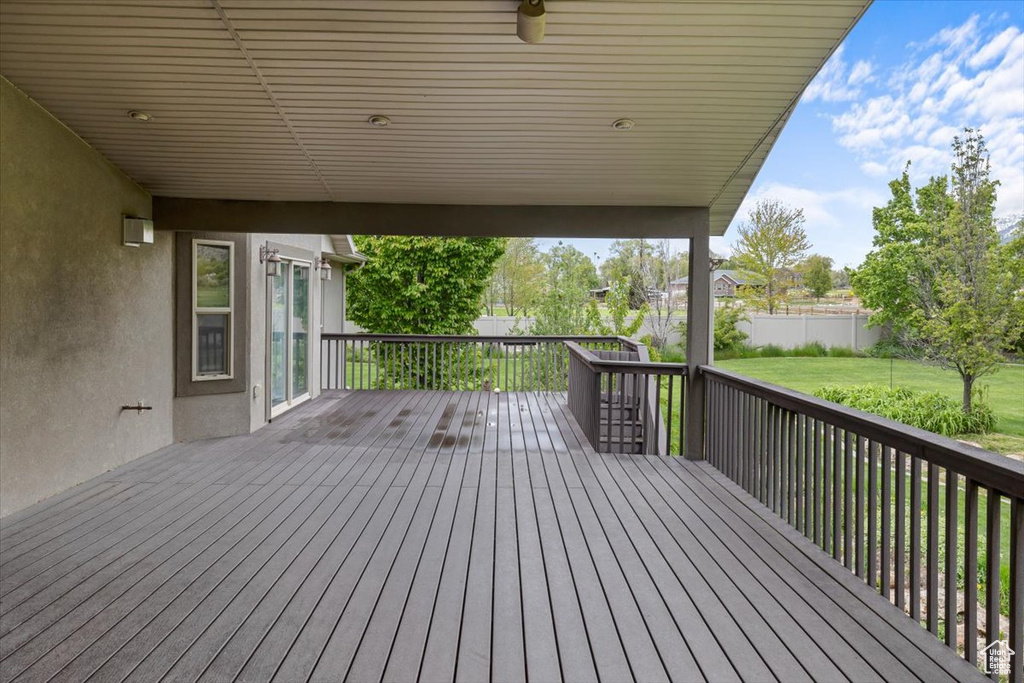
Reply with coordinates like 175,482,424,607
685,229,712,460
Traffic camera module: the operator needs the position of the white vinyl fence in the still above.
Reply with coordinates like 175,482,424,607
343,312,881,351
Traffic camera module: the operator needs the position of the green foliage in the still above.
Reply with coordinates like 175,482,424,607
348,236,504,335
594,277,648,337
731,198,811,314
532,242,601,335
813,384,996,436
713,302,748,352
347,236,504,388
852,130,1023,412
801,254,834,300
638,335,662,362
485,237,545,317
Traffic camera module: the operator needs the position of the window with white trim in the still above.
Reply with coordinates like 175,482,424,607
192,239,234,380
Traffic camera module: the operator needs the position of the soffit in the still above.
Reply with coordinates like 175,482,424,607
0,0,869,235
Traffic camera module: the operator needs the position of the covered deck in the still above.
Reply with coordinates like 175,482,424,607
0,390,983,682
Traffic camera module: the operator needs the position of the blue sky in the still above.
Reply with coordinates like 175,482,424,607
544,1,1024,270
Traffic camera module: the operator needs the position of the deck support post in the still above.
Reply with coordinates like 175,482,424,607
685,228,712,460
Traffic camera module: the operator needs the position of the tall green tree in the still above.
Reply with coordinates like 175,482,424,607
731,199,811,314
853,129,1024,412
532,242,600,335
348,236,505,334
801,254,834,301
487,237,545,317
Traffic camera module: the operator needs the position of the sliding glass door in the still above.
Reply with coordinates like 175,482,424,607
270,260,311,417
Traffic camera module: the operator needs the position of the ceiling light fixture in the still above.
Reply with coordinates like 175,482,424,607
367,114,390,127
517,0,546,43
612,118,635,131
127,110,152,122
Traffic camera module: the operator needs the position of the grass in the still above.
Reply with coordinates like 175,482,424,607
716,357,1024,455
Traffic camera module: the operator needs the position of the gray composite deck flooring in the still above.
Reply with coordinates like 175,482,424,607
0,390,983,683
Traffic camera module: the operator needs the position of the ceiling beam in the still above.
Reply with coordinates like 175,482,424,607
153,197,710,239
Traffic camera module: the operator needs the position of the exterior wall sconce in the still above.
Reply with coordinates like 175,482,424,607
710,257,726,272
316,257,333,280
259,244,282,277
122,216,154,247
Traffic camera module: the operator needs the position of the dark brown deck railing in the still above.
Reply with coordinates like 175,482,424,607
565,341,687,455
702,365,1024,681
320,333,624,392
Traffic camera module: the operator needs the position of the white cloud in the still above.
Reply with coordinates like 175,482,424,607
968,26,1021,67
802,46,871,103
827,15,1024,219
848,60,874,86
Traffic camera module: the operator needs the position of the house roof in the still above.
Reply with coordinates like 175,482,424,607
328,234,368,264
670,270,763,286
0,1,869,237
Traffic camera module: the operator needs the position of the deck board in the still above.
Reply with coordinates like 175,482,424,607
0,390,986,683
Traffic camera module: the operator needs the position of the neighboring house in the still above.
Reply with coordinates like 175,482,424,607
590,286,611,302
669,270,764,298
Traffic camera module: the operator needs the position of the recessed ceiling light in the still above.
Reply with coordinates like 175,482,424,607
368,115,390,127
612,118,635,131
127,110,152,122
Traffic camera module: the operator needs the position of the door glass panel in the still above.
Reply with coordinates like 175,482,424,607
196,313,228,375
291,264,310,397
195,244,231,308
270,264,288,408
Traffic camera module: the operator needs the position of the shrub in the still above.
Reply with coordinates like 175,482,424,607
759,344,786,357
826,346,858,358
713,303,748,352
813,384,996,436
791,342,828,357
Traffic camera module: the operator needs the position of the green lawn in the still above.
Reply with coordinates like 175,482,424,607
717,357,1024,454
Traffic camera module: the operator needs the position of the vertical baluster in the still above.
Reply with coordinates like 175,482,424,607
911,457,923,624
927,463,940,635
677,371,685,458
654,374,662,456
987,491,1002,680
790,411,797,527
856,437,866,579
804,415,813,539
618,370,626,454
1011,497,1023,683
794,413,802,531
881,445,891,600
895,450,907,611
945,471,958,649
833,426,842,563
964,479,979,667
766,404,775,512
743,391,752,491
666,374,674,457
762,398,770,506
868,440,878,588
606,369,614,453
845,431,855,571
822,423,832,555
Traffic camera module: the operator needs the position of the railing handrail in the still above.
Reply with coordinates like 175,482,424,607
322,332,627,344
565,341,688,376
701,364,1024,499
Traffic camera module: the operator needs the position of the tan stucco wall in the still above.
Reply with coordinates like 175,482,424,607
0,79,174,517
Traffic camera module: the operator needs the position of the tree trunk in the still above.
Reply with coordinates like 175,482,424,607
961,374,974,414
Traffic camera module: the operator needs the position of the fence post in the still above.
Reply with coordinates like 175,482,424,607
685,227,711,460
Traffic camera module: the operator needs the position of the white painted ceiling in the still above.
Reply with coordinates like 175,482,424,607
0,0,869,234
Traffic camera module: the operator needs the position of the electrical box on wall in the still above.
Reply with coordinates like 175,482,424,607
123,217,154,247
